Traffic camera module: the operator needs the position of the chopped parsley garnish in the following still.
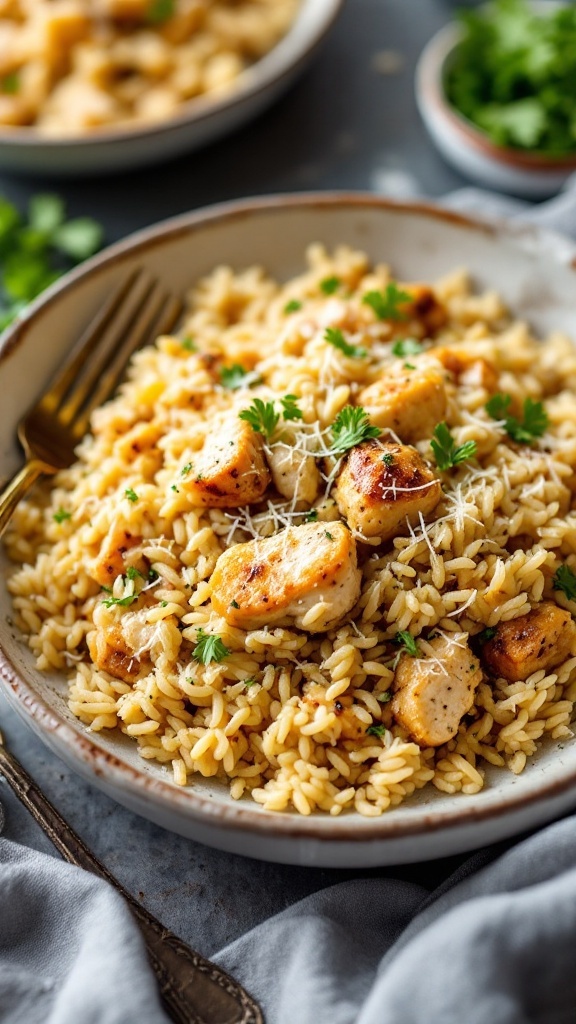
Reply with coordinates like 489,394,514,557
328,405,381,455
2,73,19,95
0,194,103,331
376,691,392,703
148,568,159,581
320,275,341,295
284,299,302,314
181,335,196,352
392,337,424,357
485,393,548,444
553,564,576,602
325,531,334,540
404,363,416,370
280,394,303,421
305,508,318,522
53,507,71,523
362,282,411,321
124,487,138,502
324,326,367,359
394,630,420,658
476,626,498,644
244,678,257,688
171,484,179,493
102,572,140,608
230,600,240,609
181,462,193,476
220,364,262,390
146,0,175,21
192,628,231,665
381,452,395,466
239,398,279,439
160,601,168,608
430,422,477,470
366,723,386,738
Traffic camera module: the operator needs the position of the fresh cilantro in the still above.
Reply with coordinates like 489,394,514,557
192,628,231,665
305,508,318,522
362,282,411,321
394,630,420,657
366,723,386,738
280,394,303,421
328,405,381,455
1,73,19,95
476,626,498,644
430,422,477,470
376,691,392,703
0,194,103,331
124,487,138,502
146,0,175,22
181,336,196,352
320,275,341,295
381,452,395,466
53,507,71,523
485,393,548,443
324,326,367,359
445,0,576,155
284,299,302,314
220,364,262,390
392,338,424,357
553,564,576,602
239,398,279,439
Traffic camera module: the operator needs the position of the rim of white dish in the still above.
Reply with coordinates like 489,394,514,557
0,0,344,149
416,20,576,171
3,192,576,842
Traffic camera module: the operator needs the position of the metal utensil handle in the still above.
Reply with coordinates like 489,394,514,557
0,745,263,1024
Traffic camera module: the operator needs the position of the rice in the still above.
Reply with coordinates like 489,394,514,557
5,243,576,817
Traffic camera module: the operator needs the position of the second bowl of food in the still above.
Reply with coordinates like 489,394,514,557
2,193,576,867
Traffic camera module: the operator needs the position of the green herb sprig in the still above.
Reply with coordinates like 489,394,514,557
192,628,231,665
485,393,548,444
324,326,367,359
239,398,279,439
362,282,412,321
328,406,381,455
430,422,477,470
553,564,576,602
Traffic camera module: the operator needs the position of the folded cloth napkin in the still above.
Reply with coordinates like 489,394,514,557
3,176,576,1024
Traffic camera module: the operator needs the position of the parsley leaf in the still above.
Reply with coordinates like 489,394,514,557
280,394,303,421
485,393,548,444
362,282,412,321
101,574,139,609
124,487,138,502
324,326,367,359
391,338,424,357
553,564,576,602
430,422,477,470
476,626,498,644
305,508,318,522
220,364,262,390
320,275,341,295
394,630,420,657
328,405,381,455
376,691,392,703
381,452,394,466
366,723,386,738
146,0,175,22
284,299,302,314
239,398,279,439
53,507,71,523
181,336,196,352
192,628,231,665
181,462,193,476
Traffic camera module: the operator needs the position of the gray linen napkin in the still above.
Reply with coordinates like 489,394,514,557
3,176,576,1024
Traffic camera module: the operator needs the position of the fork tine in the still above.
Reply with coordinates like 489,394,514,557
40,269,143,415
70,288,183,439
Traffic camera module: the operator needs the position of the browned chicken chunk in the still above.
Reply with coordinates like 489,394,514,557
392,633,483,747
88,623,144,683
266,440,320,504
89,520,140,587
401,284,447,337
432,346,499,392
180,414,270,508
357,365,447,443
482,602,576,682
211,521,361,632
334,440,442,542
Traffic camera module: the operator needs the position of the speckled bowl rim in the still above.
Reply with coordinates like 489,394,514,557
417,20,576,172
3,192,576,843
0,0,344,149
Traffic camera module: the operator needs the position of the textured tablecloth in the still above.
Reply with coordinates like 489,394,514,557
2,178,576,1024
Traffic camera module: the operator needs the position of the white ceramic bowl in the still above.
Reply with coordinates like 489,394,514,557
0,0,342,177
416,21,576,198
2,194,576,867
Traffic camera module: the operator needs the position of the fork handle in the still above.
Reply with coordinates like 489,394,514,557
0,744,263,1024
0,459,56,538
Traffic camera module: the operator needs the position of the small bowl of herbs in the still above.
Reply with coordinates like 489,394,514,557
416,0,576,197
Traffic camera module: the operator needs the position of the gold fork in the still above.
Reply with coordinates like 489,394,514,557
0,268,183,537
0,730,263,1024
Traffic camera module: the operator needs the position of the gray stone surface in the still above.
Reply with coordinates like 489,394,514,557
0,0,474,959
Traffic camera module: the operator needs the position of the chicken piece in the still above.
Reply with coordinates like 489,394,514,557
392,633,483,747
89,521,140,588
402,284,447,336
211,521,361,632
266,439,320,504
88,623,143,683
482,603,576,682
358,365,447,442
432,346,499,392
180,415,270,508
334,440,442,543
